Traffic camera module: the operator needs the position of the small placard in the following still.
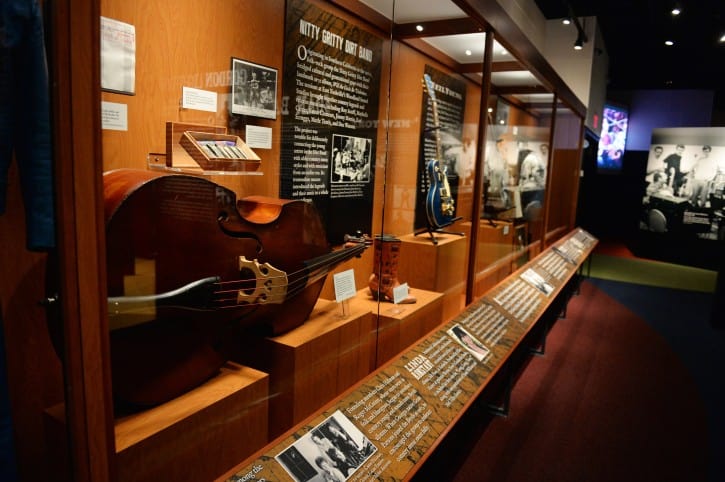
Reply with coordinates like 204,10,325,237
101,101,128,131
246,125,273,149
182,86,217,112
392,282,410,304
333,269,357,302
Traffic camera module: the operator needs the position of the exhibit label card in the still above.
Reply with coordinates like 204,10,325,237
333,269,357,302
246,125,273,149
392,282,410,305
101,101,128,131
181,86,217,112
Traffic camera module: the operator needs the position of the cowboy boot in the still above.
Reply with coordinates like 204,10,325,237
368,234,416,303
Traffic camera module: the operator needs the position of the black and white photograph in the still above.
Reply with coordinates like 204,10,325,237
275,410,376,482
230,58,277,119
482,130,548,221
331,134,372,183
447,324,491,362
520,268,554,296
640,127,725,240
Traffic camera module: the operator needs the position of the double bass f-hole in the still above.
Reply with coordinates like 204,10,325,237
217,211,263,253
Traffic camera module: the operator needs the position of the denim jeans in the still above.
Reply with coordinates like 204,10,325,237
0,0,55,251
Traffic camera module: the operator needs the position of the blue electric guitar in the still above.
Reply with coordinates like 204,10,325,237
423,74,456,228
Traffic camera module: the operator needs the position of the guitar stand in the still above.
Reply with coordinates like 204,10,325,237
414,217,464,245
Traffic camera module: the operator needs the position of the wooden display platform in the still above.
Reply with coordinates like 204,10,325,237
46,362,269,482
397,232,466,321
347,287,444,367
237,298,375,439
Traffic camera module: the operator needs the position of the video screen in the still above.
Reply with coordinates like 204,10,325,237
597,104,629,172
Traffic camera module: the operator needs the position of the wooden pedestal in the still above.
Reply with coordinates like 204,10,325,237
238,298,375,439
397,232,467,321
45,362,269,482
348,287,444,368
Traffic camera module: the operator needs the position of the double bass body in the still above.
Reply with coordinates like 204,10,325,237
104,169,331,406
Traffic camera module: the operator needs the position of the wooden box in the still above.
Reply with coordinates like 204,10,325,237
397,232,467,321
45,362,269,482
348,287,444,367
237,298,375,439
114,363,268,482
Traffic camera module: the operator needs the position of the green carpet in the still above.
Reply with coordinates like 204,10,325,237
589,253,718,293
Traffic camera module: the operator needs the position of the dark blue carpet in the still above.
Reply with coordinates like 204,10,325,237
588,277,725,482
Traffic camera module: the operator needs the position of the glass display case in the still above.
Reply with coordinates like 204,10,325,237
0,1,590,481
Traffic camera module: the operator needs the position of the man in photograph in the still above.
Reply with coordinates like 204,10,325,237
688,145,718,208
663,144,686,195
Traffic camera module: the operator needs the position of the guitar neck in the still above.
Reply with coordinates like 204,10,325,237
432,109,442,160
423,73,442,160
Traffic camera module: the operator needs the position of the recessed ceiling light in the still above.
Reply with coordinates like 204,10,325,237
562,18,571,25
671,8,681,15
415,24,423,32
665,40,674,46
465,49,472,56
720,33,725,43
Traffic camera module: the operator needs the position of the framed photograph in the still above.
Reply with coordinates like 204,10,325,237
230,58,278,119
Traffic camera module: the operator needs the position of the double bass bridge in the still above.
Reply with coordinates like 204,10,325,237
237,256,288,305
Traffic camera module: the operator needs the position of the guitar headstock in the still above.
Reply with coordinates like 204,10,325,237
422,73,438,104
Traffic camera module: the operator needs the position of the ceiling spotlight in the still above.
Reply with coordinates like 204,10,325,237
562,18,571,25
570,16,588,50
719,33,725,43
415,24,423,32
671,8,681,15
665,40,674,46
465,49,472,56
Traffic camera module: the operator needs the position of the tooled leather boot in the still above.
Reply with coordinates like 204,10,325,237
368,234,416,304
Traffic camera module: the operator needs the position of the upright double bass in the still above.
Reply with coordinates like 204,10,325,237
103,169,367,406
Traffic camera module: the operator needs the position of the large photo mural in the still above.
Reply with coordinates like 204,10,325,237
640,127,725,241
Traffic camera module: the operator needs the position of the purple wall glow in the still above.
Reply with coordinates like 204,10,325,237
625,89,714,151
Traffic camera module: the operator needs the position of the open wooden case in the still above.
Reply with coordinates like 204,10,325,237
165,121,261,172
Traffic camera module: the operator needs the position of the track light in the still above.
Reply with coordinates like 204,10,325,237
572,17,588,50
573,27,587,50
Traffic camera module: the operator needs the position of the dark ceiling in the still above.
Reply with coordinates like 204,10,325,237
534,0,725,110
